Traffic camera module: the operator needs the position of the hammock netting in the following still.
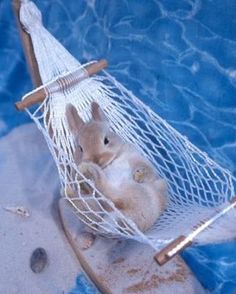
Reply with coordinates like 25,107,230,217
19,1,236,254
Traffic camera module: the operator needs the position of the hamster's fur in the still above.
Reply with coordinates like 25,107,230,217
66,102,168,232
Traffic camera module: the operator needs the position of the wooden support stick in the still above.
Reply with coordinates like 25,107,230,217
13,0,42,87
15,59,108,111
154,235,192,266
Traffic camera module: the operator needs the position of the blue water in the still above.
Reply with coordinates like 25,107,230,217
1,0,236,293
69,274,99,294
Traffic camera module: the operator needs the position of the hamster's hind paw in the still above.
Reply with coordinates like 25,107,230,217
133,166,150,183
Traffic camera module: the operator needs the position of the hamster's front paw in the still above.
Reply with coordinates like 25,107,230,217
79,162,100,183
133,166,150,183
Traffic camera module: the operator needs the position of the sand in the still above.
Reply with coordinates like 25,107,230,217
0,123,81,294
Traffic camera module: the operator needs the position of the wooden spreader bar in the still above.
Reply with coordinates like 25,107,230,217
155,196,236,266
154,235,192,266
15,59,108,111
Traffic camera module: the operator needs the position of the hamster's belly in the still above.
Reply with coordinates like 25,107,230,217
103,159,131,188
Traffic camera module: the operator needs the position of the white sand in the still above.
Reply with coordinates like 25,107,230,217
1,122,233,294
0,123,81,294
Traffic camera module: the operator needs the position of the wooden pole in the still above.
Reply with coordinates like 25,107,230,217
13,0,42,87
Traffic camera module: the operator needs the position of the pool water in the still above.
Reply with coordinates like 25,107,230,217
1,0,236,293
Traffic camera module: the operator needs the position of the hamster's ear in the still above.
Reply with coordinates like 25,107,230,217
66,104,84,134
91,102,107,122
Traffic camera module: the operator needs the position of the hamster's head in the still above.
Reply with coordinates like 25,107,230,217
66,102,124,168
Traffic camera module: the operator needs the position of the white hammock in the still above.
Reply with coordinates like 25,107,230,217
17,0,236,264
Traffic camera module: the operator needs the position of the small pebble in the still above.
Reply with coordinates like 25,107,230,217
30,248,48,273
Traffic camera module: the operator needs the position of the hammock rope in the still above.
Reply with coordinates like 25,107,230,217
15,0,236,265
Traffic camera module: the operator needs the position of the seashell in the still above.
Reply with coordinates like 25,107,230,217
3,206,30,217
